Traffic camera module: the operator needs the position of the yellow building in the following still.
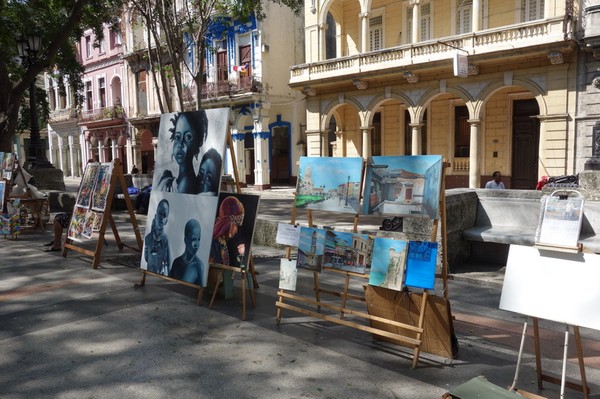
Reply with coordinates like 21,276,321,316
290,0,579,189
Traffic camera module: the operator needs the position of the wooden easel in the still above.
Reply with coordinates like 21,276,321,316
4,158,49,231
275,159,453,368
207,132,257,320
63,159,143,269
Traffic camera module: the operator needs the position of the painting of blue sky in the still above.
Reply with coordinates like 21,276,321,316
369,237,408,291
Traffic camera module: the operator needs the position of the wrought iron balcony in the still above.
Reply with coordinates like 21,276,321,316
78,105,126,123
201,76,262,99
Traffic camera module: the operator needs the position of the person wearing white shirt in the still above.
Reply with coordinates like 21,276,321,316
485,171,505,189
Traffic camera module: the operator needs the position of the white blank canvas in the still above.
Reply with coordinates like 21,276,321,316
500,245,600,331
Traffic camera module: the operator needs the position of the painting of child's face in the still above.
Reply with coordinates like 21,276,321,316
172,115,195,165
185,221,201,254
199,158,216,192
153,201,169,234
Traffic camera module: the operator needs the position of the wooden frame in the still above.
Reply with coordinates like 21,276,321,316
63,159,143,268
275,159,453,368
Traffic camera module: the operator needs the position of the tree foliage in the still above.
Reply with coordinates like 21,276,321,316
0,0,124,152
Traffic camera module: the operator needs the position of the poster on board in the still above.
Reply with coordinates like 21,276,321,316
362,155,443,219
535,195,584,248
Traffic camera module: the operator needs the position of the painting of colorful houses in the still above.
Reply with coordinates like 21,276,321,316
369,237,408,291
362,155,443,219
296,227,326,272
322,230,372,274
295,157,363,214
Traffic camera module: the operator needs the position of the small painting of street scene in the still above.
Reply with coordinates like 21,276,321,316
323,230,372,274
362,155,443,219
295,157,363,214
297,227,326,272
369,237,408,291
405,241,438,290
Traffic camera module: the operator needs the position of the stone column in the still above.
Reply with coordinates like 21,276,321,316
585,119,600,170
468,119,481,188
409,123,423,155
252,103,271,189
68,135,75,177
410,0,420,44
306,130,323,157
361,126,372,159
231,130,247,184
472,0,481,32
98,141,105,162
57,136,66,173
360,12,368,53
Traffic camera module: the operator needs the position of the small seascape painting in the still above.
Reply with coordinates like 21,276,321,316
369,237,408,291
295,157,363,214
363,155,443,219
404,241,438,290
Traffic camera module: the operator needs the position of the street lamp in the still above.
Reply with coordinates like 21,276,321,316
345,175,350,206
17,34,52,169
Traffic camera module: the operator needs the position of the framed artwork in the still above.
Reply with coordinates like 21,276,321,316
535,195,584,248
404,241,438,290
279,259,298,291
67,205,88,242
152,109,230,195
91,163,113,212
323,230,372,274
210,192,261,270
297,227,326,272
369,237,408,291
295,157,363,214
362,155,443,219
140,191,218,287
76,163,100,208
0,152,4,169
2,152,14,173
0,180,6,211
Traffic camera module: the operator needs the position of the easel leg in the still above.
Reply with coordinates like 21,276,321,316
209,270,224,309
411,291,429,369
510,320,529,392
241,271,247,321
533,317,543,389
247,271,256,307
560,325,569,399
339,274,350,319
196,287,204,305
134,271,147,288
574,326,590,399
276,292,284,325
313,272,321,310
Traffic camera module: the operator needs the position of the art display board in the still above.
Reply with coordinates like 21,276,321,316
535,193,584,249
362,155,443,218
295,157,363,214
276,158,454,367
500,244,600,331
63,159,142,269
140,108,230,289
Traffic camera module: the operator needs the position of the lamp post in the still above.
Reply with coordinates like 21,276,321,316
345,175,350,206
17,34,52,169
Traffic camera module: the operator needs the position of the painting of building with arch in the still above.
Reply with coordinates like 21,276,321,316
295,157,363,214
369,237,408,291
362,155,443,219
323,230,372,274
297,227,326,272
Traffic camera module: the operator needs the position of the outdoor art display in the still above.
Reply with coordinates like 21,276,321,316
141,191,218,287
2,152,15,180
369,237,408,291
535,195,584,248
275,223,301,247
152,109,229,195
67,205,89,241
0,180,5,208
362,155,443,219
91,163,113,212
323,230,372,274
404,241,438,290
296,226,326,272
279,258,298,291
210,192,260,270
295,157,363,214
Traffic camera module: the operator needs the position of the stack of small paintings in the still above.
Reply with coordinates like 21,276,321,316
68,162,113,241
363,155,443,219
295,157,363,214
140,108,261,290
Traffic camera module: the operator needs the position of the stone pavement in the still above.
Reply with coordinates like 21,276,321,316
1,208,600,398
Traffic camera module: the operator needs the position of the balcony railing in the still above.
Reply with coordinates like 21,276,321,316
79,105,126,123
201,76,262,99
49,108,78,123
290,17,568,85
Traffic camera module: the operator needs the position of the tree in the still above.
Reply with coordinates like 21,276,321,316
0,0,124,153
127,0,303,113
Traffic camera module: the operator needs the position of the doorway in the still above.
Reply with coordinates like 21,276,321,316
511,99,540,189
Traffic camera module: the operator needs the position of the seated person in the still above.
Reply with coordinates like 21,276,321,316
44,212,72,252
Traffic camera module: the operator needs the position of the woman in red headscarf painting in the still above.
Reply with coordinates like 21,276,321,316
210,196,246,268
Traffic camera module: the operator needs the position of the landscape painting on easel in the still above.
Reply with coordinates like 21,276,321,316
210,192,260,270
297,227,326,272
295,157,363,214
405,241,438,290
323,230,372,274
152,108,229,195
362,155,443,219
369,237,408,291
